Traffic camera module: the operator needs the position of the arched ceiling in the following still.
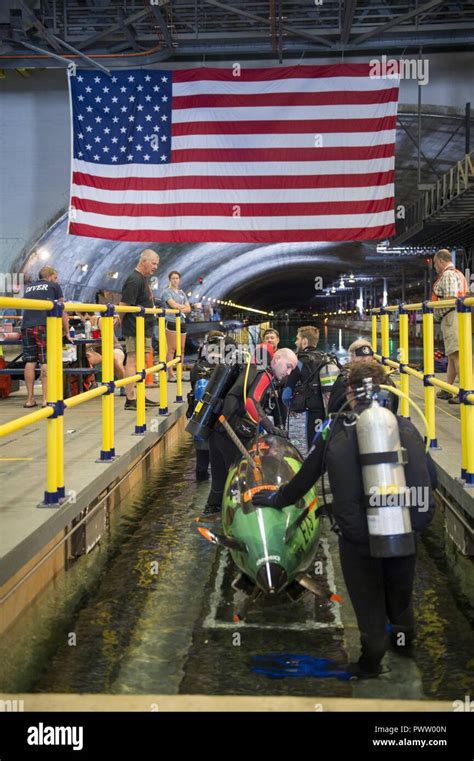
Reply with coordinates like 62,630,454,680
23,212,430,311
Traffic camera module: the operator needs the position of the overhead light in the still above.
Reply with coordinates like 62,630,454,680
80,263,88,273
38,250,50,260
107,271,119,279
187,291,192,296
348,273,355,283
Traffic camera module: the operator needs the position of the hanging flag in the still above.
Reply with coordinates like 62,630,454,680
68,64,399,243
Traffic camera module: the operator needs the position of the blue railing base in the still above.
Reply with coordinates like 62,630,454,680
38,491,60,508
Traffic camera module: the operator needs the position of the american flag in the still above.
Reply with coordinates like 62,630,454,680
68,65,399,243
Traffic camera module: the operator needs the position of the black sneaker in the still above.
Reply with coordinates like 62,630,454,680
124,398,137,410
436,390,452,400
202,504,221,516
196,471,210,482
145,397,159,407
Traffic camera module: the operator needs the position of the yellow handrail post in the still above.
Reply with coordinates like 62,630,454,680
175,315,183,403
422,302,437,448
158,314,168,415
42,301,62,506
380,309,390,376
55,304,65,501
135,309,146,435
457,299,474,485
371,313,378,354
398,305,410,418
98,305,116,460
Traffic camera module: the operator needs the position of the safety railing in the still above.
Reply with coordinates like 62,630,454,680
396,153,474,240
371,296,474,485
0,297,184,506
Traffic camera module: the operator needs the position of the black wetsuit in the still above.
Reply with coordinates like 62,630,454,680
268,407,436,673
328,367,399,416
206,366,279,511
189,353,215,480
286,347,326,448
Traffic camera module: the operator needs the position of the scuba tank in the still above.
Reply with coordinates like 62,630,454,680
186,361,240,439
192,377,209,445
319,355,341,415
356,396,415,558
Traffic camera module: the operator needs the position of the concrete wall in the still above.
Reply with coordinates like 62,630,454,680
0,53,473,274
0,70,71,273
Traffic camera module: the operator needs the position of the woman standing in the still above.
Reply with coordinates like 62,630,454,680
161,271,191,381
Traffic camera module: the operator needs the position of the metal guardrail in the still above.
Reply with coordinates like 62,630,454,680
371,295,474,485
0,297,183,506
396,153,474,242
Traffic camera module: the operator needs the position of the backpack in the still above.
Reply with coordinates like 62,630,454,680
290,350,328,413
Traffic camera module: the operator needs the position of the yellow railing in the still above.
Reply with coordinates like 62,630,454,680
371,296,474,485
0,297,184,506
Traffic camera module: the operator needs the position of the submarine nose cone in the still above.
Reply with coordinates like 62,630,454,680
256,563,288,594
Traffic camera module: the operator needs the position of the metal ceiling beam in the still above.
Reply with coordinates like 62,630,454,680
341,0,358,45
397,119,442,179
117,10,140,52
49,34,112,75
77,8,153,51
148,4,174,49
203,0,334,49
13,38,77,69
352,0,446,45
17,0,63,53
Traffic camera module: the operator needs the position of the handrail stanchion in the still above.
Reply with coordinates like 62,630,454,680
55,305,65,501
371,312,378,354
42,302,62,506
457,298,474,485
175,315,183,402
158,313,168,415
135,308,146,435
422,302,437,448
398,304,410,418
380,308,390,370
98,304,116,460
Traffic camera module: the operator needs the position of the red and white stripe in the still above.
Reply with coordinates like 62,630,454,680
69,64,399,243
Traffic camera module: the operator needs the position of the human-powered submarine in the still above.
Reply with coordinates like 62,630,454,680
197,433,325,600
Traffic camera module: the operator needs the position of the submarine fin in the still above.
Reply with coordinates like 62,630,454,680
197,526,247,553
296,573,342,604
284,497,319,545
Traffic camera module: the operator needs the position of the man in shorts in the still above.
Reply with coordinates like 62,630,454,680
431,249,468,404
21,266,72,408
119,249,160,409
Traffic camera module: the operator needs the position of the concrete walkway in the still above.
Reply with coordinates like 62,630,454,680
0,379,191,586
391,370,474,519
